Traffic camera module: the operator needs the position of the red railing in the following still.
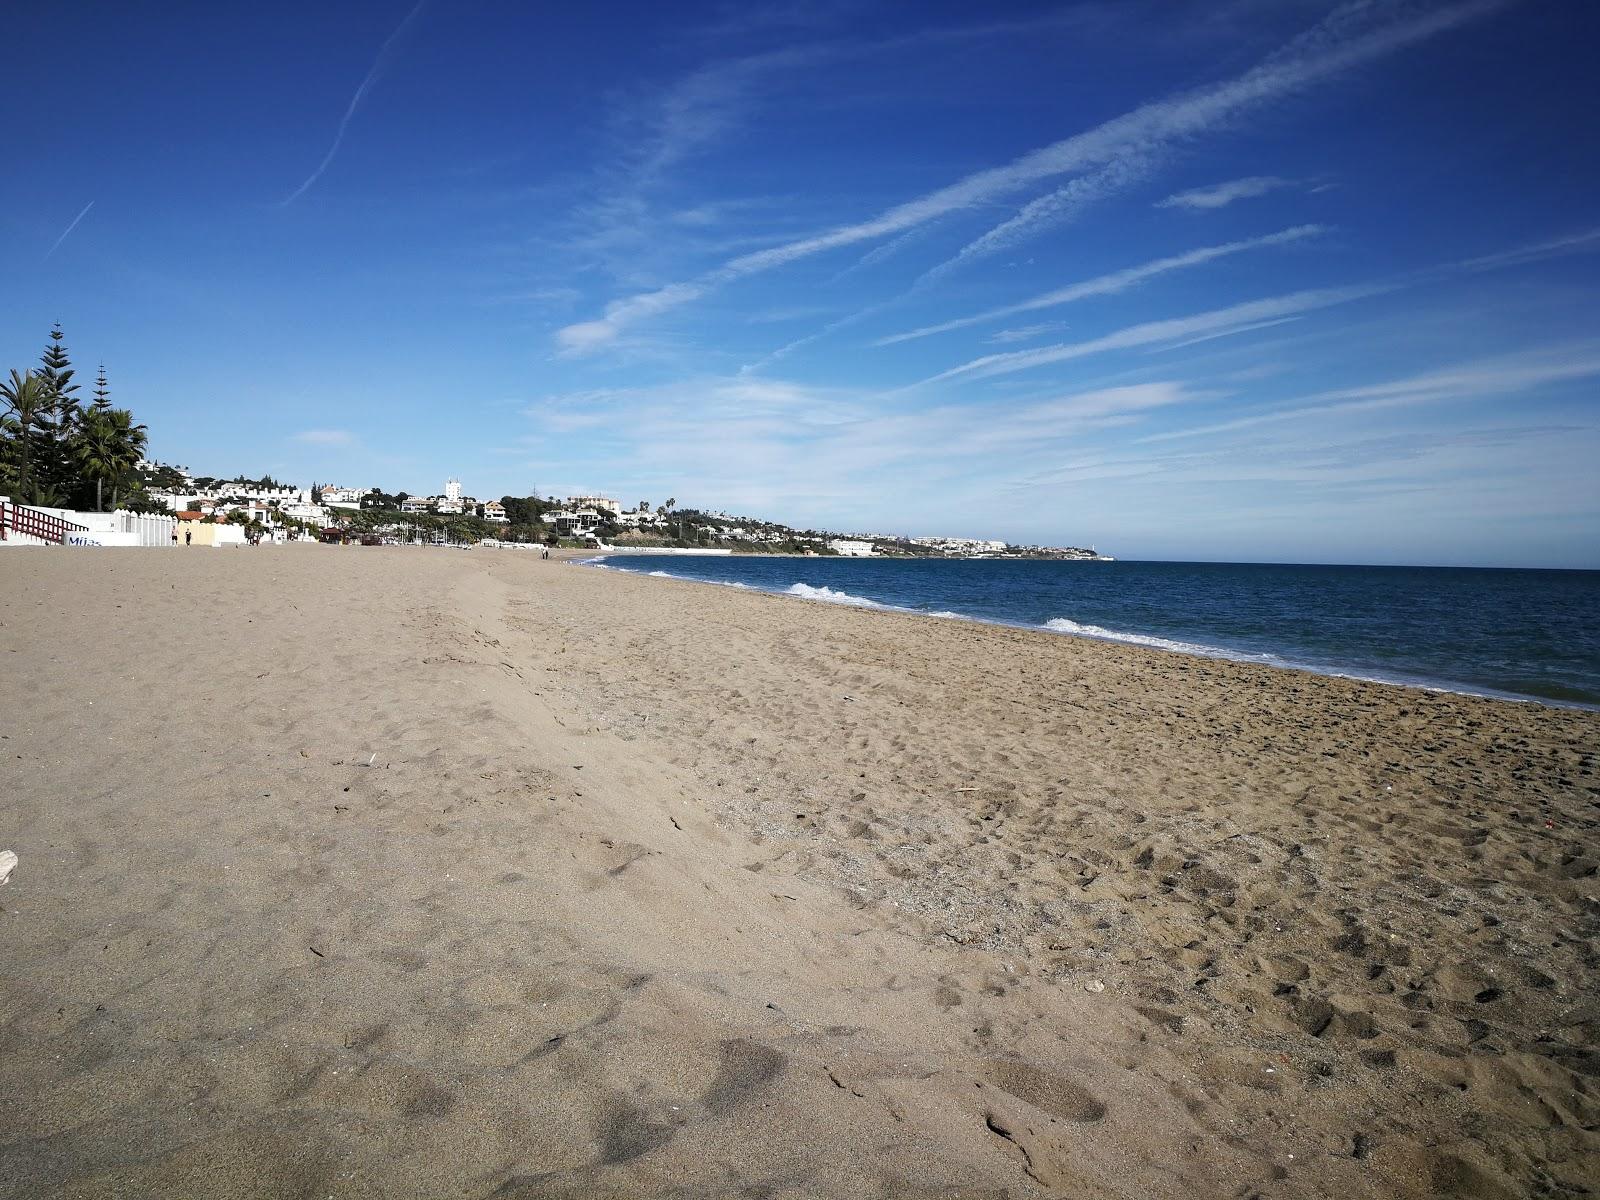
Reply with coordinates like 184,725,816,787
0,502,88,543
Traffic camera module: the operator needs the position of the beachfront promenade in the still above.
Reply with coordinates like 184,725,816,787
1,546,1594,1197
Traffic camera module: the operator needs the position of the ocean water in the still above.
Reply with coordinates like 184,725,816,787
591,555,1600,709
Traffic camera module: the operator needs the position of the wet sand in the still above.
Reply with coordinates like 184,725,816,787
1,545,1595,1198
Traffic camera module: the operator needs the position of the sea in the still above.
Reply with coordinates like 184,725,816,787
588,555,1600,710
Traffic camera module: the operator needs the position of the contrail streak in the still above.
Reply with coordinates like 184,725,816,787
281,0,428,205
45,201,95,259
557,0,1505,353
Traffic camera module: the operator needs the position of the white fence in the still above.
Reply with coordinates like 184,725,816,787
4,504,178,548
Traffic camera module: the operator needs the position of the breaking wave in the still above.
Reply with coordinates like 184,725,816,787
1044,617,1280,663
786,582,894,609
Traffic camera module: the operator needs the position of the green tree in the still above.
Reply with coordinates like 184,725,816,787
73,406,121,511
90,365,112,415
104,408,148,509
35,325,82,501
70,405,146,512
0,369,52,503
499,494,553,525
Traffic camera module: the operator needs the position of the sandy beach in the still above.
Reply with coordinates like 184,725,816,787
1,545,1595,1198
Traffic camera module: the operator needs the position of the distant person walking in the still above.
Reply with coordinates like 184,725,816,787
184,529,191,546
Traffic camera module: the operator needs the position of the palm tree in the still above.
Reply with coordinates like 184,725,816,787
105,408,148,510
0,369,50,503
73,406,121,511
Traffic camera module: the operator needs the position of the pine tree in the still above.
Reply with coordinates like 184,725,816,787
36,324,82,502
92,365,112,414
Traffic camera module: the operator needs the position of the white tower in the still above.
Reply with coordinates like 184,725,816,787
445,478,461,502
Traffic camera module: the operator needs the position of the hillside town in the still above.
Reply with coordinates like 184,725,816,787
104,462,1109,558
0,324,1106,555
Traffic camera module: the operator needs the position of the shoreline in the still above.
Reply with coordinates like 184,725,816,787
581,552,1600,714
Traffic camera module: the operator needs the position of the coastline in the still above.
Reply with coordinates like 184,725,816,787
582,552,1600,712
3,546,1595,1197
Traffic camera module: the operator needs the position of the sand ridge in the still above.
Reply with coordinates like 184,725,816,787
0,545,1595,1197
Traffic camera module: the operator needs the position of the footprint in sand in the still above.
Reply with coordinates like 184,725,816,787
976,1060,1107,1191
983,1059,1106,1124
702,1039,786,1115
593,1095,674,1165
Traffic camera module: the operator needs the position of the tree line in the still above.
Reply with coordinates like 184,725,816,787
1,325,149,511
348,495,560,545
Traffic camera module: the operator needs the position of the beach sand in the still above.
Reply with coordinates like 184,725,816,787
1,545,1595,1198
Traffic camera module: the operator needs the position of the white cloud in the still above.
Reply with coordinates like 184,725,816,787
922,1,1500,274
556,0,1501,351
1454,226,1600,272
1141,345,1600,443
917,283,1388,386
555,282,708,353
293,429,357,446
1157,175,1291,210
628,47,823,185
986,322,1070,345
922,151,1160,282
877,224,1325,346
1152,315,1306,352
519,375,1206,528
507,345,1598,559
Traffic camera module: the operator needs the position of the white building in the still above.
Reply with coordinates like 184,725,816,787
911,536,1009,556
152,480,301,511
616,509,664,529
482,501,508,522
320,485,371,509
282,501,328,524
401,496,433,514
217,482,297,501
550,508,603,536
828,539,875,557
567,494,621,516
445,478,462,503
224,500,278,525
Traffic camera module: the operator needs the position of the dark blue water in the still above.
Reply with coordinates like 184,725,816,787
591,555,1600,709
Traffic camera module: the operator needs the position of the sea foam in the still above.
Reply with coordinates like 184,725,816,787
1044,616,1278,663
786,582,892,609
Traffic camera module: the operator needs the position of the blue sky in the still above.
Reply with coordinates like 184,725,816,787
3,0,1597,566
